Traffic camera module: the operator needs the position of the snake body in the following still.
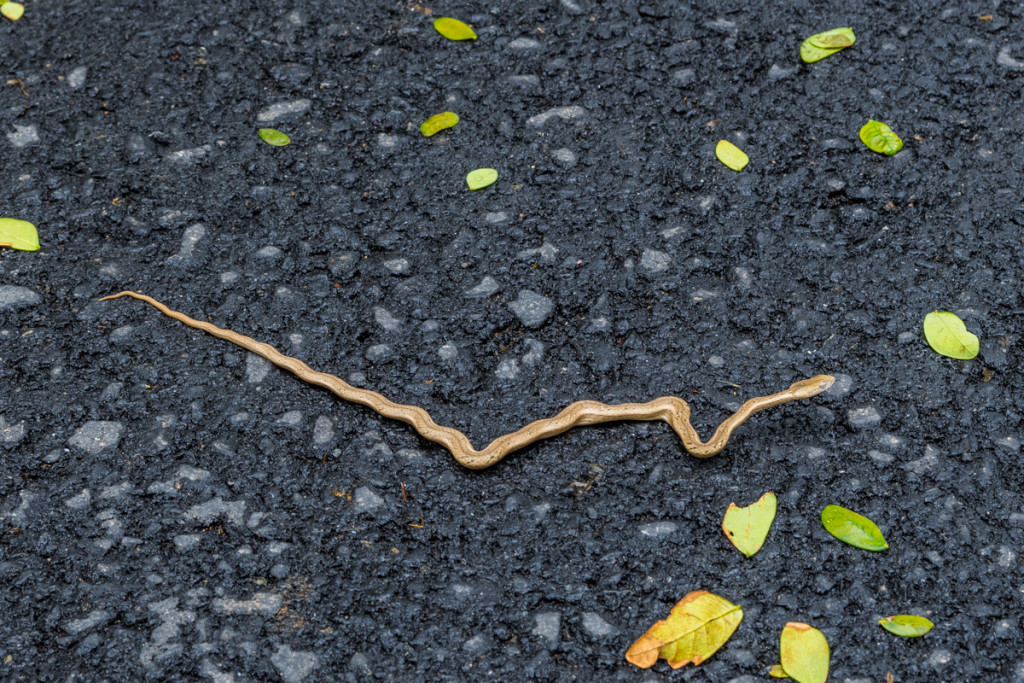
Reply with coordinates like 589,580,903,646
100,291,834,469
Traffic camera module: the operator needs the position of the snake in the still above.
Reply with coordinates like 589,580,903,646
99,291,835,469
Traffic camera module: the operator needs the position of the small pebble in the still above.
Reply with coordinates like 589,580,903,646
509,290,554,328
0,285,42,310
640,249,671,274
365,344,393,363
532,612,561,648
257,99,311,123
847,406,881,430
67,66,88,89
580,612,618,638
68,421,124,454
354,487,384,513
464,276,500,298
7,125,39,148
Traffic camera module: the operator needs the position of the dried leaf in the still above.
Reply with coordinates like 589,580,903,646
769,664,791,678
258,128,291,146
879,614,934,637
800,27,855,63
716,140,749,171
780,622,829,683
625,590,743,669
859,120,903,155
1,2,25,21
466,168,498,190
722,492,777,557
821,504,888,551
433,17,477,41
420,112,459,137
0,218,40,251
923,311,979,360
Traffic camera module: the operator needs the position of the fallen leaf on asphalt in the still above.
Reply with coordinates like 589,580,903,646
1,2,24,21
420,112,459,137
625,590,743,669
769,663,790,677
779,622,829,683
923,311,979,359
0,218,40,251
821,504,888,551
433,17,476,41
879,614,934,637
859,120,903,155
722,492,776,557
801,27,855,62
466,168,498,190
716,140,749,171
258,128,291,146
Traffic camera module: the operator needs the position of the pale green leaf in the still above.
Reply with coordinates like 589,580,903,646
821,504,888,551
859,120,903,155
626,590,743,669
0,218,40,251
258,128,291,146
879,614,934,637
722,492,777,557
923,311,979,360
433,17,477,41
466,168,498,190
1,2,25,21
716,140,748,171
800,27,855,63
780,623,829,683
420,112,459,137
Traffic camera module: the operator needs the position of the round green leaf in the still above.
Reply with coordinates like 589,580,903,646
420,112,460,137
466,168,498,190
779,623,829,683
722,492,777,557
923,311,979,360
258,128,291,147
433,17,477,41
800,27,855,63
859,120,903,155
879,614,934,638
1,2,25,21
821,505,888,551
715,140,749,171
0,218,40,251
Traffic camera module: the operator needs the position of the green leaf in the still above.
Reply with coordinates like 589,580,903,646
780,623,829,683
821,504,888,551
879,614,934,637
715,140,749,171
420,112,460,137
859,120,903,155
769,663,791,678
923,311,979,360
433,17,477,41
722,492,777,557
1,2,25,21
626,590,743,669
258,128,291,147
800,27,855,63
0,218,40,251
466,168,498,190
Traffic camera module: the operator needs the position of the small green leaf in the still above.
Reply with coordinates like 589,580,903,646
466,168,498,190
821,505,888,551
433,17,477,41
923,311,979,360
859,120,903,155
1,2,25,21
258,128,291,147
722,492,777,557
800,27,855,63
715,140,749,171
879,614,934,637
0,218,40,251
769,663,790,678
420,112,460,137
780,623,829,683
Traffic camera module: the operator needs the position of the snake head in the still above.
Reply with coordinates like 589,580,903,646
788,375,836,399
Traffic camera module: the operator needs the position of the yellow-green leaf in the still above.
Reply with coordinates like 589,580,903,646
722,492,777,557
258,128,291,146
433,17,477,41
625,590,743,669
466,168,498,190
715,140,748,171
879,614,934,637
1,2,25,21
923,311,979,360
780,622,829,683
859,120,903,155
0,218,40,251
420,112,460,137
769,663,791,678
821,504,888,551
800,27,855,63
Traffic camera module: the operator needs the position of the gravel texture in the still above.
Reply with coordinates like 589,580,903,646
2,0,1024,680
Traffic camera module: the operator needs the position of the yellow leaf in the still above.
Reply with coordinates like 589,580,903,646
466,168,498,190
770,663,791,678
716,140,748,171
923,311,979,360
420,112,460,137
1,2,25,21
625,590,743,669
800,27,856,63
0,218,40,251
722,492,777,557
433,17,476,41
779,622,829,683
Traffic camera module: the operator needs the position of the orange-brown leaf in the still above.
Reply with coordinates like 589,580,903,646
625,590,743,669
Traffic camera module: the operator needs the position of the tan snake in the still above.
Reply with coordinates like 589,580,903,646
99,291,835,469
